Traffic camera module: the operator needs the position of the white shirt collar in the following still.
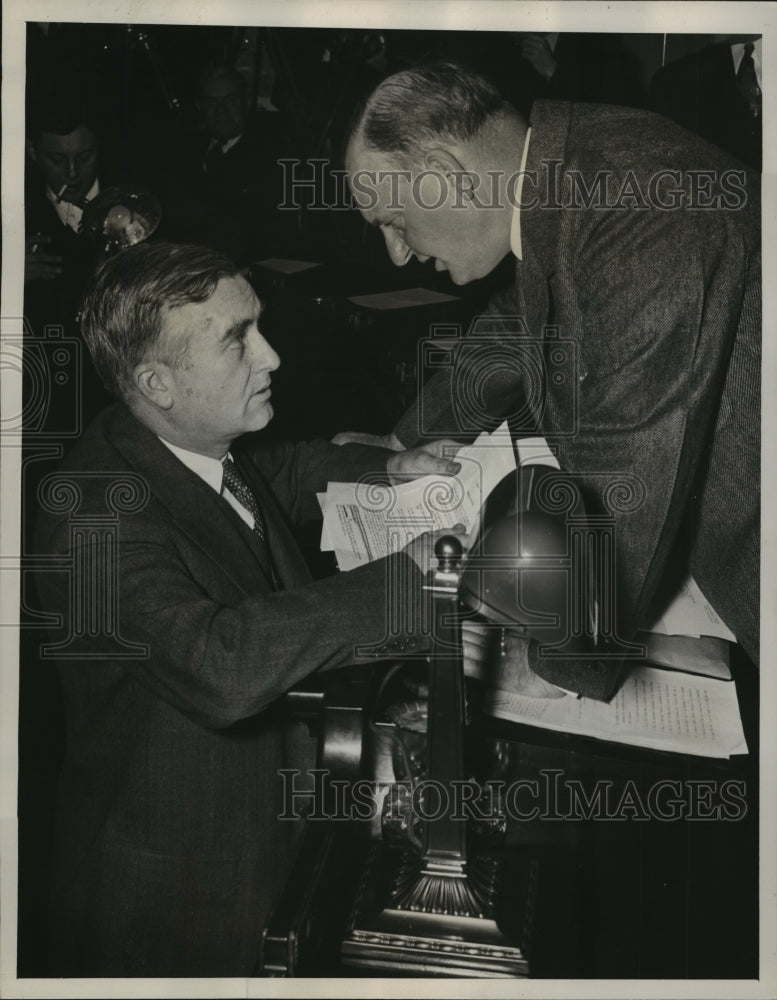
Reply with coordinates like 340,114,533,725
157,436,227,493
157,437,257,530
46,177,100,232
510,127,532,261
731,38,762,89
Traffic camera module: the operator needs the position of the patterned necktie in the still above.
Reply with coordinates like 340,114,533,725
736,42,761,118
222,456,267,542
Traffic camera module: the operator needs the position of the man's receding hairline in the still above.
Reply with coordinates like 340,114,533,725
350,104,520,162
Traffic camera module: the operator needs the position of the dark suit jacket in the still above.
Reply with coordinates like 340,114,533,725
396,101,760,694
35,404,427,975
649,42,761,171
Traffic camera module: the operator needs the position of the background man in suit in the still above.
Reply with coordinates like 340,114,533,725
342,62,760,697
505,31,644,114
24,81,116,428
649,34,762,171
158,62,295,264
34,241,460,976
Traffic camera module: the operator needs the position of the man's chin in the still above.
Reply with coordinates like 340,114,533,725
448,268,479,286
450,259,504,285
246,400,274,432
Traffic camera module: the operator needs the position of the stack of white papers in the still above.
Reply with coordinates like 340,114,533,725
485,665,748,759
643,574,737,642
319,421,516,571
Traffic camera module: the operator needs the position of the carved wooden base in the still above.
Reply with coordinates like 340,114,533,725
341,843,537,977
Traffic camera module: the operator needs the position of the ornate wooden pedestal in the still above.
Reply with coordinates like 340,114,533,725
341,538,536,977
341,843,536,976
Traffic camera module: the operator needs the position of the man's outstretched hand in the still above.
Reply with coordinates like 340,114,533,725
332,429,463,482
386,439,462,482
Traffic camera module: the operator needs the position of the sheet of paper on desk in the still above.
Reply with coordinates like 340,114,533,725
319,421,515,570
347,287,461,310
644,573,737,642
253,258,322,274
484,665,747,759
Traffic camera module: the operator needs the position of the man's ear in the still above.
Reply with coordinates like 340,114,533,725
25,139,37,164
423,148,477,202
134,362,174,410
423,147,466,176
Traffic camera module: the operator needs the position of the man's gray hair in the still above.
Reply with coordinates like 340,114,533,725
80,242,239,398
349,61,511,164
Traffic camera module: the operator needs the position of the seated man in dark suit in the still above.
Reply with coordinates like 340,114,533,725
33,241,460,976
341,62,760,697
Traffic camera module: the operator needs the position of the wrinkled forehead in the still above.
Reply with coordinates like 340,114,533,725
160,273,252,332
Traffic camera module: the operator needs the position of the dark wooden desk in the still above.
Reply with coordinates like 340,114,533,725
265,649,758,979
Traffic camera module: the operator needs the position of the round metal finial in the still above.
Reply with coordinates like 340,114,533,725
435,534,463,571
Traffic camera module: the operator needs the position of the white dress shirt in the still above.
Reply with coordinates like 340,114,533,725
509,127,533,261
46,177,100,232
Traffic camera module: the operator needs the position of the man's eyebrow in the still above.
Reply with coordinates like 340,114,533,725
220,317,252,343
219,300,263,343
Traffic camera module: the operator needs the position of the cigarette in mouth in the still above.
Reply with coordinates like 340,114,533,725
56,184,68,203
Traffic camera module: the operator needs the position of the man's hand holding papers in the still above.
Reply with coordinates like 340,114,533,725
319,422,516,571
386,438,462,481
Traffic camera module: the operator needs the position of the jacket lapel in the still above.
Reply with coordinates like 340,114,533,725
106,406,279,594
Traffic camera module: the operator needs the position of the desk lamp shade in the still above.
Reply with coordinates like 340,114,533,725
459,509,586,648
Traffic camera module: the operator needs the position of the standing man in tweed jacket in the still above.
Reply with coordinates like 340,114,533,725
343,62,760,696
